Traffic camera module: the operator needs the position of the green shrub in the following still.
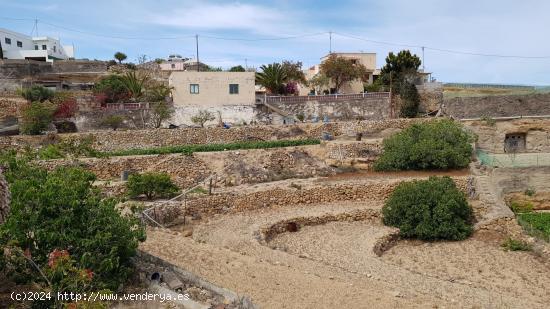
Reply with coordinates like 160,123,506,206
510,201,534,214
382,176,473,240
94,75,129,103
101,115,124,131
374,119,473,171
501,238,532,251
0,153,145,293
524,188,536,197
127,172,180,200
20,101,56,135
19,85,54,102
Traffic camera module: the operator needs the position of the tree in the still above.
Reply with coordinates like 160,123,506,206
379,50,421,88
120,71,149,101
308,73,330,95
256,63,288,94
383,176,473,240
229,65,246,72
319,54,368,93
399,81,420,118
127,172,179,200
281,60,307,85
93,74,129,103
114,52,127,64
191,110,215,127
0,154,145,295
101,115,124,131
374,119,474,171
20,101,55,135
150,102,174,128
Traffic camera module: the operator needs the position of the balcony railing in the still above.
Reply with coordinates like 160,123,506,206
263,92,390,104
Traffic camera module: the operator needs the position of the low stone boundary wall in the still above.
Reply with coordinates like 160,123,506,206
179,177,469,220
0,118,426,152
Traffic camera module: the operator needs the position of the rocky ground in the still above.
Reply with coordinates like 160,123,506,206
140,173,550,308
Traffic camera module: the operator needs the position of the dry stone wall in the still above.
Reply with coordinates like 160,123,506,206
181,177,469,219
0,119,426,152
443,93,550,119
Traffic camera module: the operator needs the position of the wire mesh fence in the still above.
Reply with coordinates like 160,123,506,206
476,149,550,168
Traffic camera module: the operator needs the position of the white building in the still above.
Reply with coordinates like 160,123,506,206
0,28,74,62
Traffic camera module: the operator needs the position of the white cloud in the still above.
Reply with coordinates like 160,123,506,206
150,2,294,35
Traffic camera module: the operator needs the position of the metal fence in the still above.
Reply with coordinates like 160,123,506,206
105,102,150,110
264,92,390,104
476,149,550,168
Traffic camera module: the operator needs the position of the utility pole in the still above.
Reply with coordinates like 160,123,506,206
329,31,332,54
195,34,200,72
245,58,248,71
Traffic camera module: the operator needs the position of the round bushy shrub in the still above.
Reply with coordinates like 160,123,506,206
382,176,473,240
127,172,180,200
374,119,473,171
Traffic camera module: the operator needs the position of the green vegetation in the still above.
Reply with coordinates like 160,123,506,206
510,201,534,214
518,213,550,241
229,65,246,72
101,114,124,131
19,85,55,102
501,238,532,251
114,51,127,64
319,54,368,93
255,61,306,95
377,50,422,117
374,119,473,171
120,71,149,101
37,136,103,160
104,139,321,157
191,110,216,127
127,172,180,200
382,176,473,240
20,101,56,135
0,152,145,307
94,74,129,103
480,116,497,126
524,188,536,197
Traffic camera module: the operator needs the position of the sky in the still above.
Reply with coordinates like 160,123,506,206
2,0,550,85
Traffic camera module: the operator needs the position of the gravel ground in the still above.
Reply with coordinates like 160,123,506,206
141,198,550,309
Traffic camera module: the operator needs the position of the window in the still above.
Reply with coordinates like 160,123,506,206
4,38,11,45
17,41,23,48
35,45,39,50
171,63,175,69
42,45,47,50
229,84,239,94
190,84,199,94
53,46,56,52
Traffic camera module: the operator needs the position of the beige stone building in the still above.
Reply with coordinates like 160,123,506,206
301,52,377,95
169,71,256,126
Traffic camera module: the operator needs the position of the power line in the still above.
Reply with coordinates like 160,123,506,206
200,32,327,41
333,32,550,59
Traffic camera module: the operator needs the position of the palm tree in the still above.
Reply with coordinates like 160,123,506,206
255,63,288,95
0,169,10,225
121,71,149,101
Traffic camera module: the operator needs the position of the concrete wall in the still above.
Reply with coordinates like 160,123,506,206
169,72,255,107
443,93,550,119
172,105,255,126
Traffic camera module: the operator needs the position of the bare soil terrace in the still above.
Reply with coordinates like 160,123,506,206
140,171,550,309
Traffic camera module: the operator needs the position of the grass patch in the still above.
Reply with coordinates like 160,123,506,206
187,187,208,195
510,201,534,214
102,139,321,157
501,237,532,251
518,213,550,242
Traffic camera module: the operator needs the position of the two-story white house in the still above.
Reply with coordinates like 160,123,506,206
0,28,74,62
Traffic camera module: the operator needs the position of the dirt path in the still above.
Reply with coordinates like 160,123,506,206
141,200,549,309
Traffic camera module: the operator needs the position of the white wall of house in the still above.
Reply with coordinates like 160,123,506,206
1,28,74,61
168,71,256,125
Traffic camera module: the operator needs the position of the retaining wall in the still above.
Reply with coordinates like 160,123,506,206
443,93,550,119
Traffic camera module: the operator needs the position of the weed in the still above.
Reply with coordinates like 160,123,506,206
510,201,534,214
501,238,532,251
